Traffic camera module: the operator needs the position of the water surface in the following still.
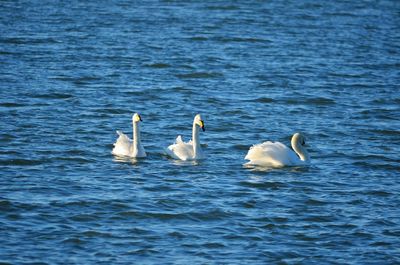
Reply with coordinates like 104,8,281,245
1,0,400,264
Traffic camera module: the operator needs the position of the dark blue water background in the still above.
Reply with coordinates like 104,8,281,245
1,0,400,264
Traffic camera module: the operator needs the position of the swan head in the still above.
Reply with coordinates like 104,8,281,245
291,133,306,146
194,114,205,132
132,113,143,123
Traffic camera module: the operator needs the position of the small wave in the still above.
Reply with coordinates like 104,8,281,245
187,36,209,41
219,109,247,116
232,144,250,151
144,63,171,68
188,209,234,221
201,242,226,249
283,97,335,105
33,93,74,100
124,248,160,256
50,75,102,85
0,102,25,108
352,159,399,171
369,241,392,247
305,198,328,206
169,86,193,95
0,199,13,210
144,185,176,192
147,212,189,220
125,87,165,96
96,108,126,115
171,86,191,92
0,50,20,56
238,180,286,190
369,129,400,136
205,5,240,11
224,63,240,69
62,237,84,245
349,199,366,205
215,36,271,43
81,230,114,238
383,230,400,237
306,97,335,105
57,156,93,163
303,215,334,223
0,158,46,166
175,72,223,79
6,213,21,220
1,37,59,45
70,214,98,222
269,216,289,223
117,210,187,220
324,12,358,18
253,97,275,103
109,211,133,220
351,231,374,239
327,223,358,230
362,190,392,197
50,200,92,207
294,233,318,242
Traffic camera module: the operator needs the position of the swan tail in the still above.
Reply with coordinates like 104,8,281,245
166,136,194,161
165,145,184,160
244,143,269,160
112,131,132,156
175,135,184,144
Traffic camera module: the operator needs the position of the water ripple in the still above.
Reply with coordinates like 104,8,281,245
1,0,399,264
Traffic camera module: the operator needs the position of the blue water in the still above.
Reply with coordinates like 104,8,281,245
1,1,400,264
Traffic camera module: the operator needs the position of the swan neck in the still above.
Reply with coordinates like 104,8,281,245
291,139,309,162
133,121,141,151
192,122,201,155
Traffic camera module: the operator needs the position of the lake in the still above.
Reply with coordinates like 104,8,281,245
1,0,399,264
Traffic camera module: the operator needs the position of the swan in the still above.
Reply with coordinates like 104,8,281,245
112,113,146,158
244,133,310,167
166,114,205,161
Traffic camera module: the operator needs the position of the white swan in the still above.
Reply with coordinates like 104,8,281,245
244,133,310,167
166,114,205,161
112,113,146,158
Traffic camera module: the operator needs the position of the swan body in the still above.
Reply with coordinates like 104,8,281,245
166,114,205,161
244,133,310,167
112,113,146,158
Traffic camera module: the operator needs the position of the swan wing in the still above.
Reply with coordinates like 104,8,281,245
245,141,299,167
112,130,132,156
166,135,194,161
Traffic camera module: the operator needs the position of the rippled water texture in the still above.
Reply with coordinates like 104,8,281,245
1,1,400,264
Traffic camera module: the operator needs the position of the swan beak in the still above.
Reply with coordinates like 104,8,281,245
139,115,143,122
200,120,205,132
